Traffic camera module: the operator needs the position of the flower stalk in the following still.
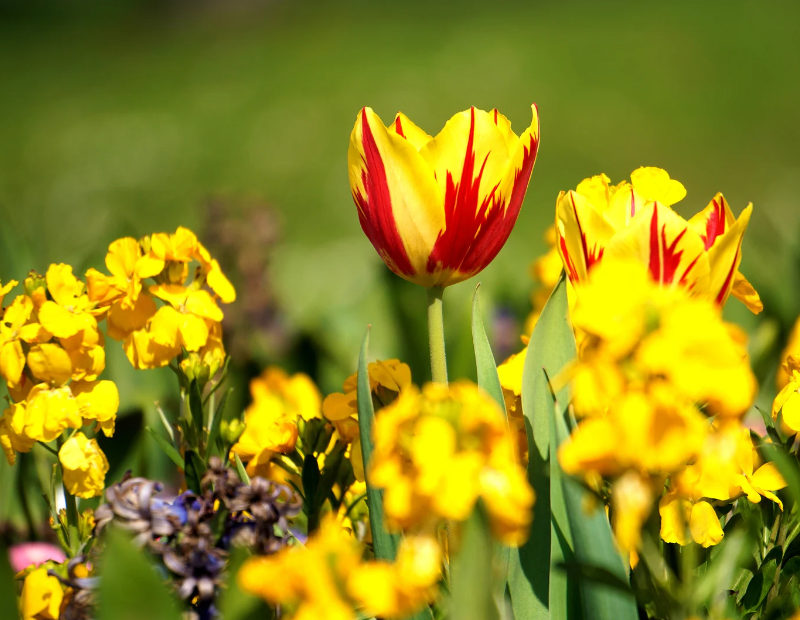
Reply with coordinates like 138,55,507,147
426,286,448,385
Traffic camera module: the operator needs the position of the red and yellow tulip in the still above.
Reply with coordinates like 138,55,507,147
555,167,762,313
349,105,540,287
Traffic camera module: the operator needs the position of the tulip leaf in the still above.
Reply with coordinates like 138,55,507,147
98,528,183,620
184,449,206,495
357,326,400,562
471,284,506,415
234,452,251,485
551,397,638,620
508,274,575,620
451,503,499,620
146,426,186,470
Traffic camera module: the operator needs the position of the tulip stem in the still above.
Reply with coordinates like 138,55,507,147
426,286,448,384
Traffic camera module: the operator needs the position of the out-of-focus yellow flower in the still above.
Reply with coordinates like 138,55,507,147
20,565,64,620
232,368,321,477
555,168,762,314
777,319,800,388
659,493,723,548
774,355,800,433
497,347,529,464
322,359,411,481
239,519,438,620
611,472,653,557
349,106,539,287
370,381,534,546
58,432,109,499
0,295,48,388
180,323,226,386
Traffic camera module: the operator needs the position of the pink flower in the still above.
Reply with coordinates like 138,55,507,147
9,542,66,573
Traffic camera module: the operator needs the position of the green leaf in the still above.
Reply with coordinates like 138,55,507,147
184,449,206,495
302,453,322,533
740,546,780,612
98,528,182,620
189,379,206,452
146,426,186,470
234,453,251,484
471,284,505,415
0,542,17,620
206,387,231,460
508,274,576,620
357,326,400,562
552,403,639,620
451,504,499,620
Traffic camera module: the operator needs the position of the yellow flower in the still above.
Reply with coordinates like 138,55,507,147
322,358,411,481
370,381,534,545
349,106,539,287
777,320,800,388
0,402,36,465
774,354,800,433
0,295,48,388
38,264,100,339
20,566,63,620
239,519,439,620
556,167,761,313
232,368,321,476
148,284,223,352
58,432,109,499
734,430,787,509
496,347,530,464
611,472,653,556
659,493,723,548
86,236,165,308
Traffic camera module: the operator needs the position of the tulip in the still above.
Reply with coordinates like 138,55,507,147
555,167,762,313
349,105,540,288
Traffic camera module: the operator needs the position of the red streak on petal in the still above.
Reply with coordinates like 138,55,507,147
426,108,539,279
394,116,405,138
715,246,741,305
630,188,637,218
679,254,701,287
493,109,498,125
648,207,662,281
701,198,727,250
570,193,604,272
661,226,687,284
559,233,580,282
353,108,415,276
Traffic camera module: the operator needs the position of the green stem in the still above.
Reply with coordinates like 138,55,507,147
56,434,79,553
426,286,448,384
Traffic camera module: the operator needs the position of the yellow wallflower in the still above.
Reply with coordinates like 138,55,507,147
86,236,165,308
0,295,48,388
59,432,109,498
20,566,64,620
322,358,411,481
239,519,438,620
774,354,800,433
37,264,101,339
496,347,530,464
777,320,800,388
611,472,653,556
370,381,534,546
232,367,321,477
148,284,223,352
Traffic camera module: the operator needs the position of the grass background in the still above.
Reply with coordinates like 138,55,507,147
1,0,799,528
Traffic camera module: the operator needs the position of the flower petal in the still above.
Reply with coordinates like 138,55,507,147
556,189,617,284
705,203,752,308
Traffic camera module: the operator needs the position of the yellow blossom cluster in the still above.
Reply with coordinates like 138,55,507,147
239,518,440,620
556,259,772,556
86,227,234,371
231,367,322,477
370,381,534,546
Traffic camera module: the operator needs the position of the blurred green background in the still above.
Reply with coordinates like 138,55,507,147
1,0,799,532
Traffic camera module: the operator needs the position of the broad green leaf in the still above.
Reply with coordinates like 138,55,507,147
0,542,17,620
145,426,185,470
302,453,322,533
357,327,400,562
451,504,499,620
471,284,505,414
552,404,638,620
98,528,182,620
508,274,575,620
184,449,206,495
206,387,232,460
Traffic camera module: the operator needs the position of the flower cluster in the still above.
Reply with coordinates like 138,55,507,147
239,518,440,620
370,381,534,546
557,258,777,558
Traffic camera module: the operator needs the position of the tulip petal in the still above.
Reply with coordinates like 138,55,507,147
688,193,735,250
422,106,537,284
605,203,710,292
556,189,616,283
731,271,763,314
705,204,752,307
349,107,444,282
387,113,433,151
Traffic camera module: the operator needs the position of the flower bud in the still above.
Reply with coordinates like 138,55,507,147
221,419,246,446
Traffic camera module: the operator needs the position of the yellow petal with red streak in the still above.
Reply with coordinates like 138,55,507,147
555,189,616,284
705,204,752,308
